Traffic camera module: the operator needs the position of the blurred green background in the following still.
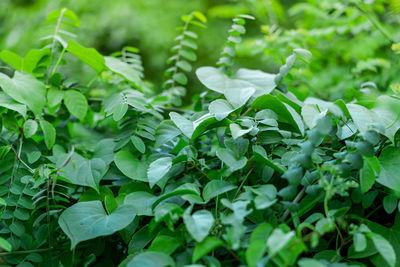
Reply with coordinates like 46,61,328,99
1,0,400,101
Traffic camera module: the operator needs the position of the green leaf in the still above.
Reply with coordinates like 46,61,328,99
208,99,234,121
367,232,396,267
131,135,146,153
176,60,192,72
246,223,273,267
122,251,176,267
0,92,27,119
183,206,214,242
40,119,56,150
298,259,325,267
354,232,367,252
152,184,201,209
230,123,252,139
0,50,22,70
23,119,38,138
47,87,63,108
147,157,172,188
113,102,128,121
252,94,304,135
170,112,194,138
0,237,12,252
191,113,229,141
235,68,276,98
148,234,181,255
155,121,180,147
172,72,188,85
124,191,157,216
253,145,285,173
105,56,141,86
377,147,400,192
0,71,46,115
49,152,107,192
114,150,147,182
179,49,197,61
347,104,379,134
67,40,105,73
266,229,295,256
59,201,136,249
192,237,224,263
372,96,400,143
216,147,247,172
196,67,276,102
64,90,88,121
360,157,378,194
22,48,51,74
383,195,398,214
203,180,237,203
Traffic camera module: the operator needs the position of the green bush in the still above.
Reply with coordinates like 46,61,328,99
0,6,400,267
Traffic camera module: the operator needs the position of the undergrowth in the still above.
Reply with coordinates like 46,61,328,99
0,7,400,267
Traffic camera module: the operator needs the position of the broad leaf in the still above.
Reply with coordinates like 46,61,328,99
59,201,136,249
0,71,46,115
147,157,173,188
216,147,247,172
192,237,224,263
377,147,400,192
203,180,237,203
40,120,56,149
0,92,27,118
105,56,141,86
67,40,105,73
64,90,88,121
114,150,147,182
183,206,214,242
122,251,175,267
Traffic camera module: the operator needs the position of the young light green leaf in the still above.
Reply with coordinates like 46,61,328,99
23,119,38,138
67,40,105,73
47,87,63,108
0,50,22,70
40,119,56,150
0,71,46,115
105,56,141,86
0,92,27,119
64,90,88,121
0,237,12,252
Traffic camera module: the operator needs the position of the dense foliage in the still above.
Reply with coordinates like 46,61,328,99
0,2,400,267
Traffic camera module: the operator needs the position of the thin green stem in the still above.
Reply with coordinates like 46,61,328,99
189,161,211,181
233,168,254,200
0,247,53,256
50,47,66,77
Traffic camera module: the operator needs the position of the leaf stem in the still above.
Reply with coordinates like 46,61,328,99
188,161,211,181
233,167,254,200
50,47,66,77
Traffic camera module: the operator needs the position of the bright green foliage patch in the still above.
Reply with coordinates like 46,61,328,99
0,5,400,267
